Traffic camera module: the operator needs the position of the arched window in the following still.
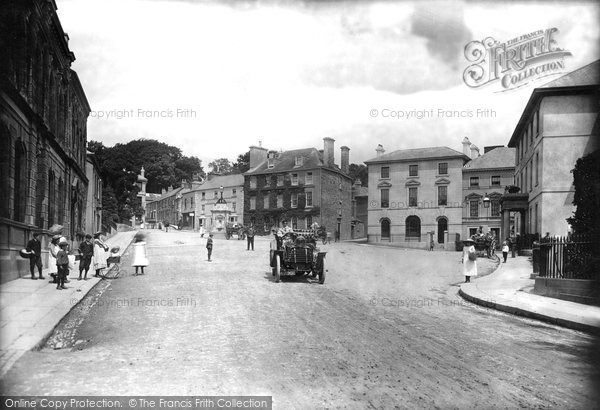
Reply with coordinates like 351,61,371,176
380,218,391,240
437,217,448,244
57,178,65,224
405,216,421,241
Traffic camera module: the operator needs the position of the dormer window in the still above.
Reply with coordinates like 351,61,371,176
268,157,274,169
295,156,303,167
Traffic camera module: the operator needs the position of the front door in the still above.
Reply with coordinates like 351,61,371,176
381,219,390,240
437,218,447,243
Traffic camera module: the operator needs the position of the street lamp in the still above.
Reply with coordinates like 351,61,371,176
482,193,490,208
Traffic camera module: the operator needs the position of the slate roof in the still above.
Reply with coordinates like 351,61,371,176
541,60,600,89
364,146,470,164
245,147,347,176
463,147,515,170
191,174,244,190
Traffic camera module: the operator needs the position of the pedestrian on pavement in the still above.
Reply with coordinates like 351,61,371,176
131,232,149,275
462,238,477,283
78,234,94,280
26,232,44,280
55,241,69,290
48,235,62,283
246,225,255,251
92,231,108,277
502,241,509,263
206,233,213,261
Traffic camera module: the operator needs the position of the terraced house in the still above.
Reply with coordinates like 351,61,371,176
243,139,353,239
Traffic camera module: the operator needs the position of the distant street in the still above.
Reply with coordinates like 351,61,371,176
2,230,598,408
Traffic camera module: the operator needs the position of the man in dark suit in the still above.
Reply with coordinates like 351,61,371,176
26,232,44,280
246,225,255,251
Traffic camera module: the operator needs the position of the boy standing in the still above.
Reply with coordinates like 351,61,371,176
246,225,255,251
26,232,44,280
206,233,213,261
78,234,94,280
56,242,69,290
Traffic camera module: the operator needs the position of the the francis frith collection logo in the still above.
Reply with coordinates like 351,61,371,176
463,28,572,91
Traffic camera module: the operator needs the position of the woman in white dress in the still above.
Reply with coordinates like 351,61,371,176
47,235,61,283
462,238,478,283
92,232,108,277
131,232,149,275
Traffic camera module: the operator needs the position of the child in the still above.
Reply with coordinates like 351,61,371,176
92,232,108,277
78,234,94,280
462,239,478,283
502,241,509,263
56,241,69,290
206,233,213,261
131,233,149,275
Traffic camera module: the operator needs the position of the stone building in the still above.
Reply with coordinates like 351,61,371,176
146,186,184,228
179,174,244,234
0,0,91,282
243,139,353,239
85,151,102,235
351,180,368,239
365,144,469,248
503,60,600,240
461,139,515,241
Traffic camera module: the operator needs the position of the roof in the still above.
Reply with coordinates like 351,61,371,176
364,146,470,164
508,59,600,147
463,147,515,171
541,60,600,88
245,147,348,177
190,174,244,191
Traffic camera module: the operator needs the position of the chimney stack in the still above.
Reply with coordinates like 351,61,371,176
249,144,268,170
470,144,480,159
376,144,385,157
323,137,335,167
340,146,350,174
462,136,471,157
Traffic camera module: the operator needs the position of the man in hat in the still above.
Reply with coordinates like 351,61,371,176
26,232,44,280
206,233,214,261
246,225,255,251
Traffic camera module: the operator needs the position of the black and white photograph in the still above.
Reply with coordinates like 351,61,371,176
1,0,599,408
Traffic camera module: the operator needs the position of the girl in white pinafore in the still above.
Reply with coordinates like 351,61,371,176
131,233,149,275
92,232,108,277
462,239,478,283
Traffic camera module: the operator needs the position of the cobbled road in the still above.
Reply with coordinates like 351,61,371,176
2,230,599,409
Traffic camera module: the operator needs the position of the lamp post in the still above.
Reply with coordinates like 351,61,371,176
337,200,342,242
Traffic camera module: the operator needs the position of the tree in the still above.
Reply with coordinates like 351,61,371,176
208,158,233,175
349,163,368,186
568,150,600,238
232,151,250,174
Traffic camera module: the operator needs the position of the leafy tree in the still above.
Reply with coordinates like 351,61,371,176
568,150,600,238
232,151,250,174
349,163,368,186
208,158,233,175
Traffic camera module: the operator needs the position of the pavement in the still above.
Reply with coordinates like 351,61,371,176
0,230,137,377
459,255,600,334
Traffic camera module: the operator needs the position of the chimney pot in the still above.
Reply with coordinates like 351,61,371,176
323,137,335,167
340,146,350,174
462,136,471,157
376,144,385,157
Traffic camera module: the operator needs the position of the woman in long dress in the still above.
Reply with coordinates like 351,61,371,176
131,233,149,275
47,235,61,283
92,232,108,277
462,239,478,283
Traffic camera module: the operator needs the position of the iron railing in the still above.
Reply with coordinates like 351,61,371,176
538,235,598,280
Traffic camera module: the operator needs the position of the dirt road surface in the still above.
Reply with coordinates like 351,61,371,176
2,230,599,409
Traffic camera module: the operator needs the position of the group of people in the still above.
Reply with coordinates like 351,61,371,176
26,231,111,290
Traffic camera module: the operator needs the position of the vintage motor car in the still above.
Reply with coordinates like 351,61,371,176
269,229,326,284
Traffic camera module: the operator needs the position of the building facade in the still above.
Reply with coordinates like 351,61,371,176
0,0,91,282
85,151,102,235
461,139,515,241
365,145,469,248
146,186,184,228
351,180,368,239
179,174,244,233
504,60,600,240
243,139,353,239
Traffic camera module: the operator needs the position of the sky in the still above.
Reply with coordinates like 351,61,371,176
57,0,600,167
